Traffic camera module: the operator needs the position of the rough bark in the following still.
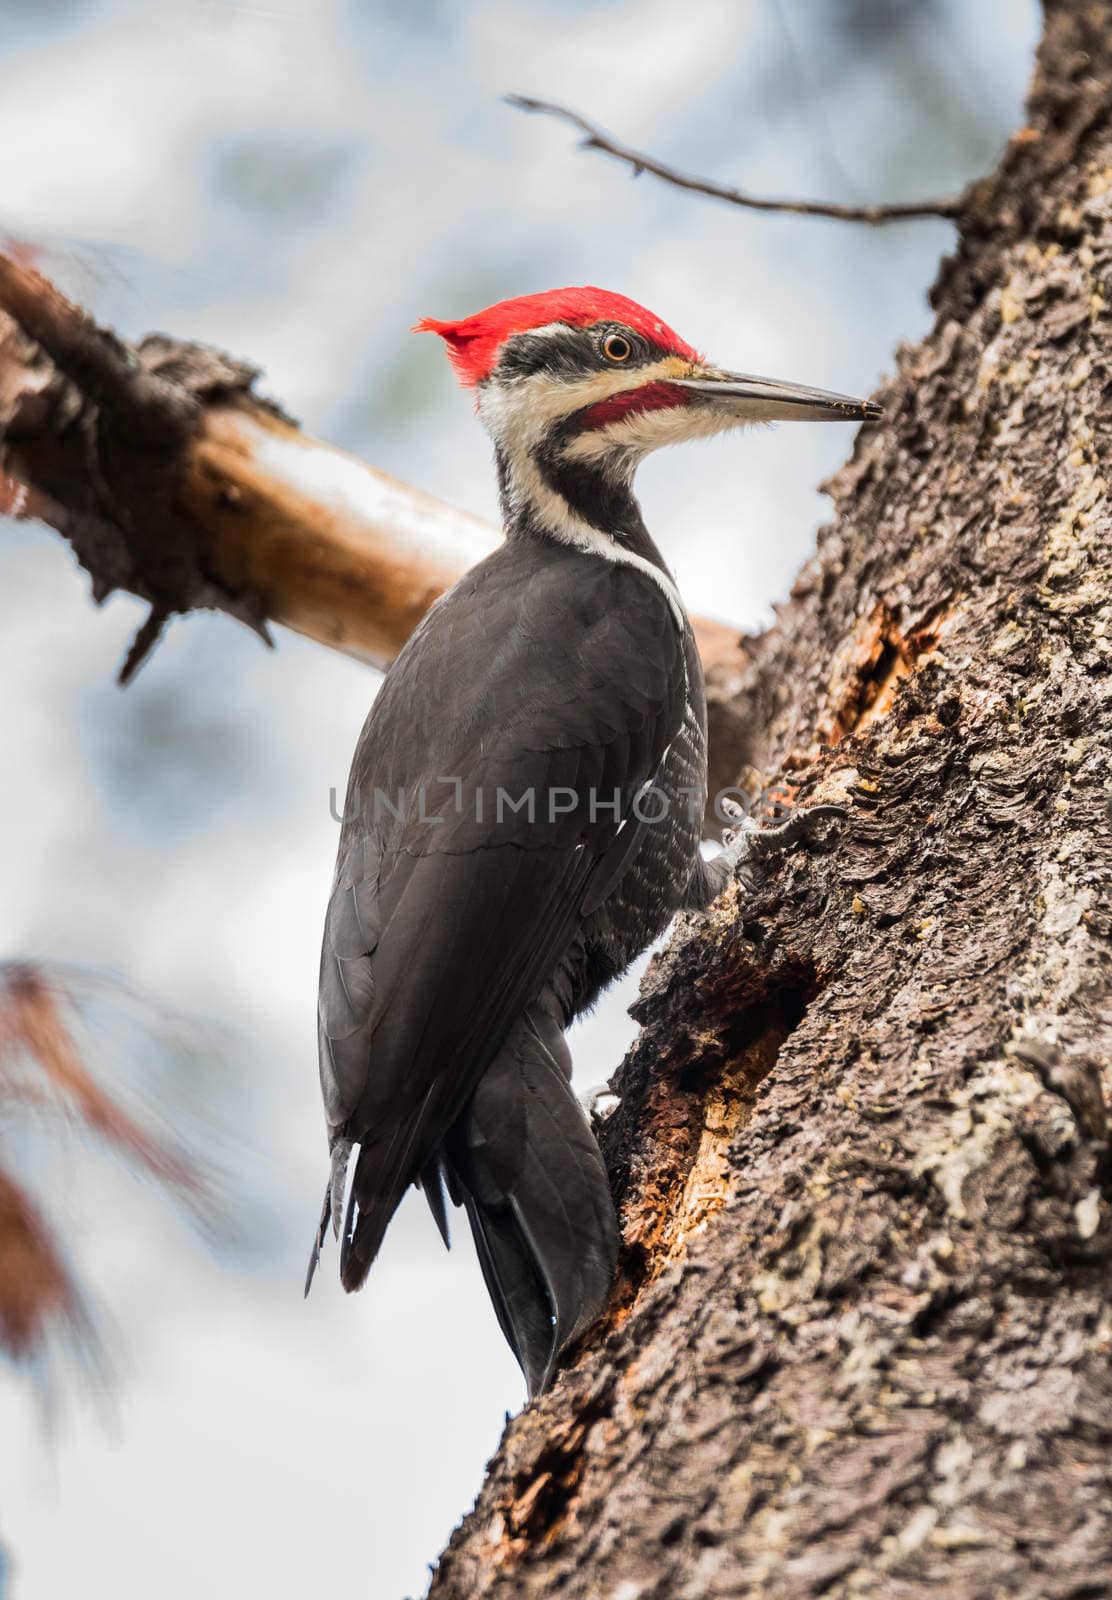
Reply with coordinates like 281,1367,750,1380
426,6,1112,1597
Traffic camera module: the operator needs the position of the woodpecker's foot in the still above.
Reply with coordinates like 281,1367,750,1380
720,798,846,892
578,1083,620,1122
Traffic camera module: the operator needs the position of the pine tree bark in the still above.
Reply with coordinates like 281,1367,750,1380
426,6,1112,1596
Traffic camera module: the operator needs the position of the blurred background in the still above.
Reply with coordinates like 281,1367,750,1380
0,1,1038,1595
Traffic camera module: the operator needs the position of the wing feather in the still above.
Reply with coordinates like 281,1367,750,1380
316,538,687,1288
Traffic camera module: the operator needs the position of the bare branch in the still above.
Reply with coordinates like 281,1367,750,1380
507,95,964,225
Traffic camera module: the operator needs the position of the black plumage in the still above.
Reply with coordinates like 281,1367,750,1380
310,529,706,1395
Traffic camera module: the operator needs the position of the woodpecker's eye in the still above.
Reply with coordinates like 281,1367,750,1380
602,332,632,363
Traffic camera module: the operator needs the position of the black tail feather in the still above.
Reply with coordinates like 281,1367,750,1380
303,1180,332,1297
338,1159,404,1291
462,1190,554,1392
446,1003,619,1398
308,996,617,1389
419,1155,452,1250
340,1083,437,1290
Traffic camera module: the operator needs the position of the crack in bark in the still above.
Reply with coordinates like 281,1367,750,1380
819,602,951,747
608,963,821,1312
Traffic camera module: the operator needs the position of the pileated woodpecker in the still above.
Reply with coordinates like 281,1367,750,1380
307,287,879,1397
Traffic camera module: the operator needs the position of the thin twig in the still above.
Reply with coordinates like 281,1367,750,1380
507,95,964,226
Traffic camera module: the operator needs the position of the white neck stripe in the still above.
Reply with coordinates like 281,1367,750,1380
549,521,686,630
496,440,685,628
475,338,691,631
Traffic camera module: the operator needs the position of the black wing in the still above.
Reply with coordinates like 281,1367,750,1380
316,537,687,1289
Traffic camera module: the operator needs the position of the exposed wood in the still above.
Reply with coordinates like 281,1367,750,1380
427,5,1112,1595
182,404,493,667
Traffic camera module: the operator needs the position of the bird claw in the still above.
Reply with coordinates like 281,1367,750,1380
579,1083,620,1122
720,798,846,890
719,796,747,850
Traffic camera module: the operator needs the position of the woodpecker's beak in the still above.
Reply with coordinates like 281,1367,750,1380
672,368,882,425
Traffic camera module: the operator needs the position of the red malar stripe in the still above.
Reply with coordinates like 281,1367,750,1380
578,381,690,431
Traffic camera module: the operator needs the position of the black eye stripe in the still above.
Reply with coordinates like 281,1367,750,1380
491,323,666,383
494,328,593,382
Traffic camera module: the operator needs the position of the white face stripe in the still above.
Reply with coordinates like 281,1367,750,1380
478,338,693,448
560,397,753,477
477,326,696,629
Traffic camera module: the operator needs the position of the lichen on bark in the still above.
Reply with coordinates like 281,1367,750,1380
426,6,1112,1596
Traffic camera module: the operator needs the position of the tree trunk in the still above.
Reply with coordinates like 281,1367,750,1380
426,6,1112,1596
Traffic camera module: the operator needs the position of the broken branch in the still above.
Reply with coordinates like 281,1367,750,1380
0,253,745,684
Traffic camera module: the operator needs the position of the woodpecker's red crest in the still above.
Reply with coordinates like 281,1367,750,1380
415,286,700,387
